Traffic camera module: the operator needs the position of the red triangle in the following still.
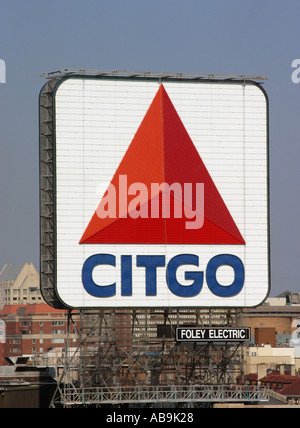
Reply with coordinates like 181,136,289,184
80,85,245,245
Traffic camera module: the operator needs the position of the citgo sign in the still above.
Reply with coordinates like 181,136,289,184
50,75,269,308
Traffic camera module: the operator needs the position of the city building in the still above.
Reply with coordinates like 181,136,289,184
243,295,300,347
0,263,43,309
244,344,300,378
239,294,300,391
0,304,79,365
236,372,300,406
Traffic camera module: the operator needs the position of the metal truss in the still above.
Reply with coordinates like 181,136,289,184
49,308,270,407
58,384,269,407
41,69,267,82
39,79,65,309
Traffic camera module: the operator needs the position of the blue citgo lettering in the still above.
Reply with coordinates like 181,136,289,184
166,254,203,297
136,255,165,296
82,254,116,297
206,254,245,297
82,253,245,299
121,255,132,296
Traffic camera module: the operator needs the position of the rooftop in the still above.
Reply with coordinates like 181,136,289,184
0,303,67,316
245,306,300,316
0,264,24,282
281,379,300,397
260,373,300,397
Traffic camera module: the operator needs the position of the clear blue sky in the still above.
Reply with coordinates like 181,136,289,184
1,0,300,296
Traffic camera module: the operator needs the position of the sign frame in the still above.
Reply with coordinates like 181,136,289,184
39,71,270,310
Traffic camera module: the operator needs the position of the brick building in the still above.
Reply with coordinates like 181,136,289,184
255,327,277,347
243,304,300,346
0,304,79,365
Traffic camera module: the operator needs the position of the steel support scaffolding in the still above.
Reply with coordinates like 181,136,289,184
49,308,269,408
41,68,267,82
56,385,269,407
39,78,65,309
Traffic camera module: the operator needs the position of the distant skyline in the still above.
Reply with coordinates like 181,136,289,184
1,0,300,297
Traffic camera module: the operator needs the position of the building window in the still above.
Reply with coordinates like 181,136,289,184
52,321,64,326
52,330,64,335
51,338,65,344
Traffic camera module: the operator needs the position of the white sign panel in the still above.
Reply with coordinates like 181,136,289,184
54,77,269,308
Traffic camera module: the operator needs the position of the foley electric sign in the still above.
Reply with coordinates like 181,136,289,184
40,73,269,308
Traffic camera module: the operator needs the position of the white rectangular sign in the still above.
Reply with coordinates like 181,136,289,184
176,327,251,342
53,76,269,308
